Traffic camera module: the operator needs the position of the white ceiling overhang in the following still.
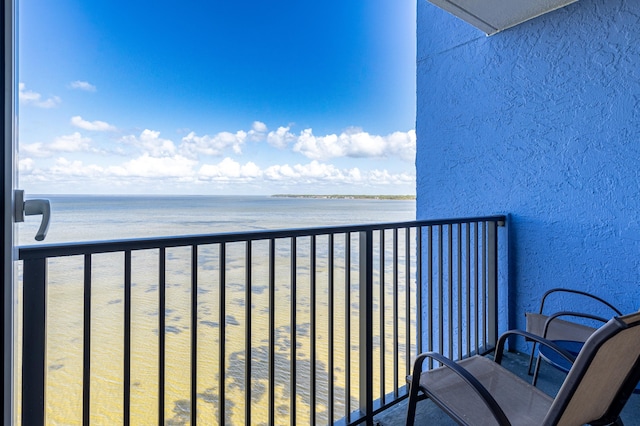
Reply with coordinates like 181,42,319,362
428,0,578,35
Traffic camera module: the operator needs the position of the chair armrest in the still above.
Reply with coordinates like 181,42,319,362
494,329,576,366
538,288,622,316
542,311,609,338
409,352,511,425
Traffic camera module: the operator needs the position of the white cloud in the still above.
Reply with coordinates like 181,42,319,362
71,116,116,131
50,157,104,177
293,130,344,160
262,160,414,185
385,129,417,162
18,157,35,173
51,132,92,152
292,128,416,162
266,126,296,149
69,81,97,92
252,121,267,133
264,164,294,179
348,168,362,181
18,83,61,108
264,161,344,181
122,129,177,157
21,142,51,158
20,133,97,158
196,158,413,186
247,121,267,142
180,130,247,158
198,158,262,180
366,169,415,185
108,154,197,178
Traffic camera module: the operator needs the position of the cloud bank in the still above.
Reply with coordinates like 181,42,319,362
19,119,416,194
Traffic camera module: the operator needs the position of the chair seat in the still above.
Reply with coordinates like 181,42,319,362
526,312,596,342
414,356,553,426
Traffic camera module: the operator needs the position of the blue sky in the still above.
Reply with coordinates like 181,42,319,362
18,0,416,195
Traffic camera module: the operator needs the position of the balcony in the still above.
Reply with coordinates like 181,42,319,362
17,215,504,425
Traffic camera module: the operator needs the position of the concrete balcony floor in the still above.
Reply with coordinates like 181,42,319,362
374,351,640,426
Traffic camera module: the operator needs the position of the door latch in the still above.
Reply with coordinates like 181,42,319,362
15,190,51,241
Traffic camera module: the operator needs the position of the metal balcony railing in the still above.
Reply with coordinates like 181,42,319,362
17,215,505,425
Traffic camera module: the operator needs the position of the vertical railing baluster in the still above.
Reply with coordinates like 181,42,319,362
159,247,166,426
290,237,297,426
448,224,453,359
405,227,411,380
457,224,463,361
358,230,373,424
245,241,252,425
83,255,92,426
438,226,444,359
392,228,398,397
22,257,47,426
268,239,275,426
328,233,335,424
466,224,471,357
416,226,423,360
482,222,488,350
219,243,226,425
474,223,479,354
191,245,198,426
345,233,352,423
124,251,131,426
310,235,317,426
379,230,385,404
487,221,498,347
427,226,433,369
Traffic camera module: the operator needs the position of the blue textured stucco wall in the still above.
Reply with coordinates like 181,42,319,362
416,0,640,333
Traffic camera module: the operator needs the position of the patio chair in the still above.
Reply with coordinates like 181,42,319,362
525,288,623,376
406,311,640,426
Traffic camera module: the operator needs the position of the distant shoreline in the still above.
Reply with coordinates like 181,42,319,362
271,194,416,200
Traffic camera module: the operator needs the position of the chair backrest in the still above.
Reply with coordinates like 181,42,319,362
543,311,640,426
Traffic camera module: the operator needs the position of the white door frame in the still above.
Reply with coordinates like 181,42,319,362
3,0,17,423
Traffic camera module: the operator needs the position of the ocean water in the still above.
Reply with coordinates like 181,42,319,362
18,195,416,245
16,196,417,425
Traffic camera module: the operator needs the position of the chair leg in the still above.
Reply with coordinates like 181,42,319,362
532,354,543,387
527,342,538,375
405,384,419,426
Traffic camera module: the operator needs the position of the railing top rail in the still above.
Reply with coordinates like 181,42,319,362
18,215,506,260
